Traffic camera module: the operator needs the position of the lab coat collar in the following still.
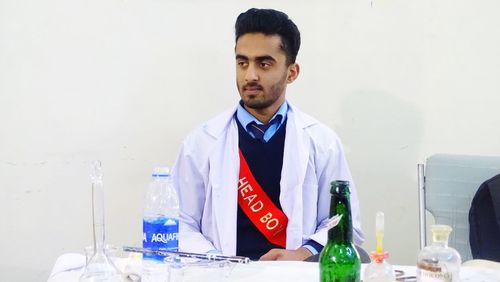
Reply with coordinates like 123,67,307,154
205,101,319,254
202,101,317,139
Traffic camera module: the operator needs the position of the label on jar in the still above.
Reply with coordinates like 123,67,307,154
418,269,453,282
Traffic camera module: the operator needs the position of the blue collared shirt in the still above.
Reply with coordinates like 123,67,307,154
236,101,288,142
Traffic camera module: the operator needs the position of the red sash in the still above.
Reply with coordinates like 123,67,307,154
238,149,288,248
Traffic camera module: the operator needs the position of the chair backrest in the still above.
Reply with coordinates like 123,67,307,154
419,154,500,261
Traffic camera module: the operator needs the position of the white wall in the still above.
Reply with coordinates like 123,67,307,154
1,0,499,280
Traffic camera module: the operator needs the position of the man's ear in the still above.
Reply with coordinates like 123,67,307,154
287,63,300,83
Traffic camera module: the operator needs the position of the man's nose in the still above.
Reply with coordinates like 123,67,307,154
245,64,259,82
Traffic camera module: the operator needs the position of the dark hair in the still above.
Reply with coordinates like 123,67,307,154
235,8,301,65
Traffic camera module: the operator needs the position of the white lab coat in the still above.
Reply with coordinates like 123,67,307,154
172,102,364,256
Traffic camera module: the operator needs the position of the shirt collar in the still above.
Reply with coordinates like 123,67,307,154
236,100,288,128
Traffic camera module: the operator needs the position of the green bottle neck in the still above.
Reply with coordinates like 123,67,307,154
328,194,353,244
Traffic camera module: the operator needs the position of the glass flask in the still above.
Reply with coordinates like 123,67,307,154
80,161,122,282
364,252,395,282
363,212,395,282
416,225,461,282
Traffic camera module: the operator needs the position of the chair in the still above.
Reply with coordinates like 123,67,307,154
417,154,500,261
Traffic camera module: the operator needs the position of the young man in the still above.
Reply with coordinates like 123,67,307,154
172,8,364,261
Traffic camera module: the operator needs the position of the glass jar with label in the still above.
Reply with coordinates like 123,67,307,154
416,225,461,282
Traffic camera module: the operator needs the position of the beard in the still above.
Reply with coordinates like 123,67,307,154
238,73,287,110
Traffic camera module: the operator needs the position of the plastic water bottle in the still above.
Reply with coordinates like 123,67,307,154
142,167,179,282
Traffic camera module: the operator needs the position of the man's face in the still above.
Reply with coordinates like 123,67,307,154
235,33,297,111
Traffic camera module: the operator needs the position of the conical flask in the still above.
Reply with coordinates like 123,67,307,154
80,161,122,282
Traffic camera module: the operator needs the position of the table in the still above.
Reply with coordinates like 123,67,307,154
48,253,500,282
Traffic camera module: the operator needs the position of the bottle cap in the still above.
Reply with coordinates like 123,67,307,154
152,167,170,177
90,160,103,182
431,224,452,243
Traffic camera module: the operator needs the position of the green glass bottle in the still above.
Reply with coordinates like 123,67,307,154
319,180,361,282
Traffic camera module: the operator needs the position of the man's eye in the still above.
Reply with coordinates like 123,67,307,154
260,62,271,69
237,61,248,67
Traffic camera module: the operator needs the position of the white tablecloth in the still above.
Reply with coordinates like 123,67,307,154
48,253,500,282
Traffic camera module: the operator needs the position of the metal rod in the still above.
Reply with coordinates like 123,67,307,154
123,246,251,264
417,163,426,250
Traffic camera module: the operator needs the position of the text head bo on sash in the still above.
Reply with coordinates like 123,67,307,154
238,149,288,248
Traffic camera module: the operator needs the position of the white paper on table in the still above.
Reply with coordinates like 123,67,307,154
48,253,86,278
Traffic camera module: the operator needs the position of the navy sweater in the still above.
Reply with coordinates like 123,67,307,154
236,118,287,260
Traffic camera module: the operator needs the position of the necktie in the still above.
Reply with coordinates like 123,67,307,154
249,122,271,142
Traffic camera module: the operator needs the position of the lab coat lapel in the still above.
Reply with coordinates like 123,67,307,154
281,105,311,248
207,109,239,255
